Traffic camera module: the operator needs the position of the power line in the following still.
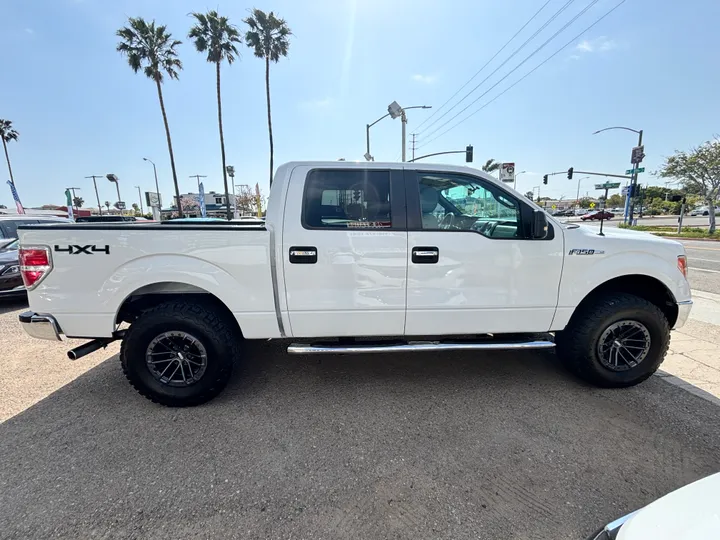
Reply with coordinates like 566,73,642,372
414,0,554,133
417,0,603,148
417,0,627,150
417,0,578,136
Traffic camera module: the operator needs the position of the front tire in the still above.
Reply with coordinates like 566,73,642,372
121,301,240,406
556,293,670,388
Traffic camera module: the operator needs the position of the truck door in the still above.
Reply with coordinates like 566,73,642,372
404,169,563,336
281,166,408,338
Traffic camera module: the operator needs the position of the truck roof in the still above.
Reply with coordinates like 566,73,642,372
280,161,494,177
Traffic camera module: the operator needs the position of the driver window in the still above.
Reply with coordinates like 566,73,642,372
417,173,521,239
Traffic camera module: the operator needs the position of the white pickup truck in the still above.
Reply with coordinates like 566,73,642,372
17,162,692,406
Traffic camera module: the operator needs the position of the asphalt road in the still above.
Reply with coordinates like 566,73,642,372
1,303,720,539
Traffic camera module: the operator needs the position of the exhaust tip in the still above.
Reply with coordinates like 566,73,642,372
67,350,78,360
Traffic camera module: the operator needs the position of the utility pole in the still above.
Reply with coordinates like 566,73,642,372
411,133,417,162
189,174,207,192
85,176,104,215
134,186,144,215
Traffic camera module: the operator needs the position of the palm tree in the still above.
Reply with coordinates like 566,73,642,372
104,201,111,211
189,10,242,220
73,196,84,208
0,119,19,185
481,159,500,174
117,17,185,217
244,9,291,187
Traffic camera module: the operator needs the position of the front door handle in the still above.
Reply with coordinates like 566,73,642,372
412,246,439,264
289,246,317,264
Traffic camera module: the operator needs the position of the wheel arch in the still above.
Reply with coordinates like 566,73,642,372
115,281,243,337
570,274,678,328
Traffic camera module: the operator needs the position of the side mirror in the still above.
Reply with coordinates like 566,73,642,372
532,210,548,239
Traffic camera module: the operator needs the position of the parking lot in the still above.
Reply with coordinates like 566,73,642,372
1,297,720,539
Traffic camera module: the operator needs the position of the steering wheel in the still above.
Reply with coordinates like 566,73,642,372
439,213,456,230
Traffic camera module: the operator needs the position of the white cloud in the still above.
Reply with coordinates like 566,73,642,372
575,36,617,54
412,74,437,85
569,54,581,61
576,40,593,52
24,28,34,34
599,39,617,52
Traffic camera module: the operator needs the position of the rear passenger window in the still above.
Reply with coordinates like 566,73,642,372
303,170,392,229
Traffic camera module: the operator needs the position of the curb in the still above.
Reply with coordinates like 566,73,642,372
650,235,720,242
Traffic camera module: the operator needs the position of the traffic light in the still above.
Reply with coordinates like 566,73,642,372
543,174,548,185
567,167,574,180
465,145,473,163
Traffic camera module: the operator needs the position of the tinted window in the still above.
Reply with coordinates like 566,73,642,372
303,170,392,229
1,219,39,238
417,173,521,239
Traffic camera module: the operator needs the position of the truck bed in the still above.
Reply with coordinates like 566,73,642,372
18,222,279,339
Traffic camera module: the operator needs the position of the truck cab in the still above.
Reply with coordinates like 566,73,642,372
18,162,692,406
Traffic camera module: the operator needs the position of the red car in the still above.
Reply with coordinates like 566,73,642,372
581,210,614,221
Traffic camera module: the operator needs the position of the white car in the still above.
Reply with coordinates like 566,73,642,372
689,206,718,216
17,161,692,406
590,472,720,539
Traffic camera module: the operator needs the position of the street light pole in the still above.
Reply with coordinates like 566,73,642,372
575,176,590,207
143,158,162,219
513,170,527,191
226,166,237,218
592,126,643,224
85,176,104,215
135,186,144,215
106,174,121,214
366,103,431,161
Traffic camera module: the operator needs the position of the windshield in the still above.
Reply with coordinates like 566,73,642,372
0,238,18,251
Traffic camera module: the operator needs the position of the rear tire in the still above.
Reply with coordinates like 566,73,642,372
555,293,670,388
121,301,240,406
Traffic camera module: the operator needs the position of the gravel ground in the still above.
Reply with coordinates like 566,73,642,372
1,302,719,539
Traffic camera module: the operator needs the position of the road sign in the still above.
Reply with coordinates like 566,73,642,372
551,204,556,210
145,192,162,208
595,182,621,189
621,186,629,196
116,201,126,210
625,167,645,174
589,202,596,209
499,162,515,183
631,145,645,164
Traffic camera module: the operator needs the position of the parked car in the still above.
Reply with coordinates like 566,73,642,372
689,206,719,216
588,472,720,539
75,215,137,223
0,215,70,238
18,161,691,406
581,210,614,221
0,238,24,297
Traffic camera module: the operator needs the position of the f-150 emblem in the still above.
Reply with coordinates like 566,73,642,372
54,245,110,255
568,248,605,255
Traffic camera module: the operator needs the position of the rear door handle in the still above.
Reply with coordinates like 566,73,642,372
289,246,317,264
412,246,439,264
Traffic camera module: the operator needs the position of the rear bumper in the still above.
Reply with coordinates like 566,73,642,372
19,311,63,341
673,299,693,330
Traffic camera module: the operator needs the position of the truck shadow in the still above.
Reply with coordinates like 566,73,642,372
0,296,27,315
1,343,719,540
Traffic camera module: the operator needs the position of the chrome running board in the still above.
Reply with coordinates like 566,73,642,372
287,340,555,355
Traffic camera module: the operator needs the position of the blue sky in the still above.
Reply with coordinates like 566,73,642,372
2,0,719,208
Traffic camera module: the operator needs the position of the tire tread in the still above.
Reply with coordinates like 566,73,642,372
120,301,240,406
